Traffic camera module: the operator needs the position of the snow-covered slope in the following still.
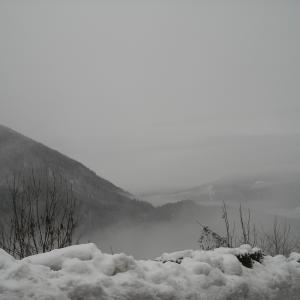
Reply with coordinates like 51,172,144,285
0,244,299,300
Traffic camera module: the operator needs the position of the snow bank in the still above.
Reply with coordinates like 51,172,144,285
0,244,299,300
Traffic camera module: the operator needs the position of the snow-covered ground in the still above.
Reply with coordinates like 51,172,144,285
0,244,300,300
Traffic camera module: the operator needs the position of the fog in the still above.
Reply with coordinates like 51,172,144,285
86,203,300,259
89,221,201,259
1,1,300,194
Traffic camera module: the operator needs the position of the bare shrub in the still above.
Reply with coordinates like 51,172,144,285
198,202,300,256
0,169,78,258
262,217,300,256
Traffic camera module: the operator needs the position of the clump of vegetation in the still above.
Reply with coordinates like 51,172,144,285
198,224,227,250
235,249,264,268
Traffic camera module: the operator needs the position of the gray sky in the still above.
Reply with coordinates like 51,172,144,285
1,1,300,193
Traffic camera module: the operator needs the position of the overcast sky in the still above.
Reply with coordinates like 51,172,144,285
1,1,300,193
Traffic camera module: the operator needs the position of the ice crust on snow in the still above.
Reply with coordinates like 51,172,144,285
0,243,300,300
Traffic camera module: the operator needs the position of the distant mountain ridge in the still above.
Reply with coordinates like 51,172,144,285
0,125,211,229
141,171,300,219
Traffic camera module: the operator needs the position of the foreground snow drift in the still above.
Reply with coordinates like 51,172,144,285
0,244,300,300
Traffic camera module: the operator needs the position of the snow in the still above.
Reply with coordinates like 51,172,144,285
0,244,300,300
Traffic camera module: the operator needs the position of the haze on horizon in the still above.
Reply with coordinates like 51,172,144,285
1,0,300,194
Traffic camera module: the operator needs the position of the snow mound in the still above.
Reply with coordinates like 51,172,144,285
0,244,300,300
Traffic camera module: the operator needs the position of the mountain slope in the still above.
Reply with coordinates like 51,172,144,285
0,125,152,228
